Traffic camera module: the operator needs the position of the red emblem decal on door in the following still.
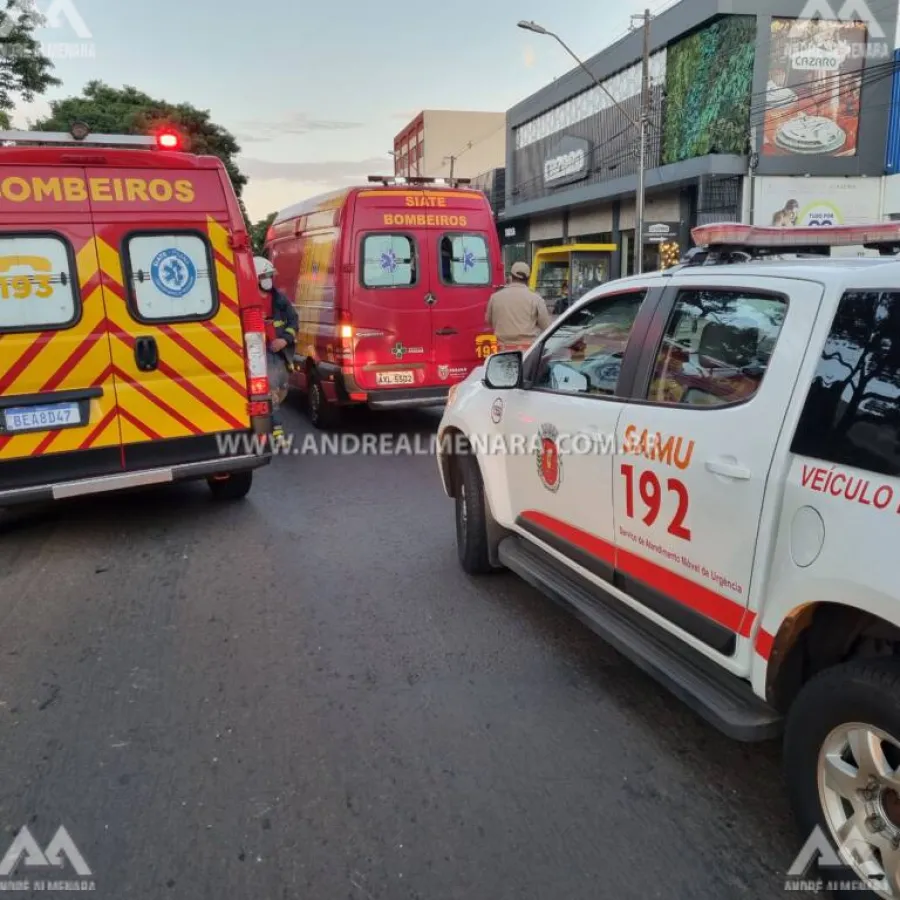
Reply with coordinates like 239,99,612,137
536,423,562,492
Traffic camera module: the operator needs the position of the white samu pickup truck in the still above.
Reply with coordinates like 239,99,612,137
437,222,900,900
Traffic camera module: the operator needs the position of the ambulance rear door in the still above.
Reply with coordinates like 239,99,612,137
430,190,505,380
346,187,437,391
86,164,252,471
0,163,122,492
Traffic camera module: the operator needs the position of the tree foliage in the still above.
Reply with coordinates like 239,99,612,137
33,80,248,200
0,0,59,114
251,212,276,255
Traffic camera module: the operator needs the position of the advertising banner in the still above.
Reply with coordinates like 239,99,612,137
753,175,882,254
763,17,868,158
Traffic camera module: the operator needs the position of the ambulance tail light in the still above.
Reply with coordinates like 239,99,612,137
336,316,385,369
241,306,270,398
339,322,354,369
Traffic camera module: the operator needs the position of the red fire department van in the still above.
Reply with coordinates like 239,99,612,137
0,124,271,509
264,175,504,428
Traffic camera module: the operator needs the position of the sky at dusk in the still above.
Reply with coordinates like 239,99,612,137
10,0,662,221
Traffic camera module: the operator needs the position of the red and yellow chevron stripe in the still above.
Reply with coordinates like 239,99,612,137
0,230,121,461
96,214,250,445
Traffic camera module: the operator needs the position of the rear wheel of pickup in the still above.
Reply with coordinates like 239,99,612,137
454,451,492,575
784,659,900,899
207,471,253,501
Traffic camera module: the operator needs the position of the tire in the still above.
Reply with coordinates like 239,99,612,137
308,376,339,430
207,470,253,501
784,658,900,900
454,451,492,575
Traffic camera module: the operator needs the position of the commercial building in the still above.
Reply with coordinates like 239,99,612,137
498,0,899,277
393,110,506,180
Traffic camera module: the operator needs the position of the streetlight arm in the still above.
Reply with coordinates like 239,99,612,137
546,31,640,129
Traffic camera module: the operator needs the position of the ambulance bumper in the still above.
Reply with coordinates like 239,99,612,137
330,366,449,409
366,388,450,410
0,453,268,508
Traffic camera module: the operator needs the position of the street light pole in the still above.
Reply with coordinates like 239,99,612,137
633,8,651,275
517,17,652,275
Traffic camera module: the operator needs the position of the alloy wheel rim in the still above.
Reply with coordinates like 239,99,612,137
817,722,900,897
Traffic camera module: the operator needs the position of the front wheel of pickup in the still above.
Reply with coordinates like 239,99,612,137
454,451,492,575
784,659,900,900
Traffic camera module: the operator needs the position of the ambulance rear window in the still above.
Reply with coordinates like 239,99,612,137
361,234,417,288
0,234,78,332
439,234,490,286
125,232,217,322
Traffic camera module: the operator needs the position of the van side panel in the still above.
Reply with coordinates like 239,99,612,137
268,194,348,388
0,164,122,484
86,167,251,467
296,213,340,369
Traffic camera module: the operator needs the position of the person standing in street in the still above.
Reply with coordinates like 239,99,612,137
485,261,551,353
254,256,299,447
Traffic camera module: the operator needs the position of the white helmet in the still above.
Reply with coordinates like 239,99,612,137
254,256,275,279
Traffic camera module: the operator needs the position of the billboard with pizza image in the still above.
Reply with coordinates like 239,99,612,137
763,17,867,157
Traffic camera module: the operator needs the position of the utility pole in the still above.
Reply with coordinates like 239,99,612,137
747,124,759,225
632,8,651,275
442,154,457,183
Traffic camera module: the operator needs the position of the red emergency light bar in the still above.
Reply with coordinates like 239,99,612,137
367,174,472,187
0,122,186,152
691,222,900,255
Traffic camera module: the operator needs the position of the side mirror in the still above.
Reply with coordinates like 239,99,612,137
484,351,523,389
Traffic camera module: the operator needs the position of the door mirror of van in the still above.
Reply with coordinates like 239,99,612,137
484,352,523,390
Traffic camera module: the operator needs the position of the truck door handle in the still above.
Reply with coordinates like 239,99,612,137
134,336,159,372
435,327,458,336
705,458,751,480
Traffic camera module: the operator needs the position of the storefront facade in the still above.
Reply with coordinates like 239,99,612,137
500,0,897,279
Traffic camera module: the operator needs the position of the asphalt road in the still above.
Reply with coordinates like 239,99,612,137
0,400,814,900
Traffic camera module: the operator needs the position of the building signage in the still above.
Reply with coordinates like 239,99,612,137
543,136,590,188
642,221,680,243
501,224,524,245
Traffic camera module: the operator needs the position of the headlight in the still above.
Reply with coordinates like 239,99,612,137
447,384,459,408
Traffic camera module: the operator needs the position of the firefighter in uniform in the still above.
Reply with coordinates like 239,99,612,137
254,256,299,446
485,261,551,352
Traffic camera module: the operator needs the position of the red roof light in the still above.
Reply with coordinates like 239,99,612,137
156,130,181,150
